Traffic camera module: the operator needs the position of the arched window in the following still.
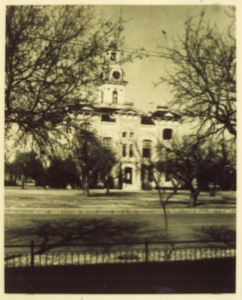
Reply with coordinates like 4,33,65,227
143,140,152,158
129,144,133,157
163,128,173,140
110,52,117,61
112,90,118,103
103,137,112,149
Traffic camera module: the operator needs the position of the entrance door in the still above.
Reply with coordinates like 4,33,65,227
124,167,132,184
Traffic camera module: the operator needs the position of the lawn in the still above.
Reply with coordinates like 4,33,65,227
4,187,236,210
4,188,237,295
5,213,235,247
4,187,236,253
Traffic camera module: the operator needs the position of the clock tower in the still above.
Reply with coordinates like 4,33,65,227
97,42,127,106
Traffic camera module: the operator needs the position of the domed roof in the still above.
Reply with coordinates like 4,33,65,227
108,40,118,50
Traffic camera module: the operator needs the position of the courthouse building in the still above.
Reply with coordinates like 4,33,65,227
76,43,181,190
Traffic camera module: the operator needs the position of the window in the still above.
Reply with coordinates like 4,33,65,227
112,90,118,103
80,122,91,131
129,144,133,157
130,132,134,138
148,166,153,181
103,137,112,149
122,144,127,157
143,140,152,158
163,128,173,140
165,171,170,182
110,52,117,61
122,132,127,138
124,167,132,184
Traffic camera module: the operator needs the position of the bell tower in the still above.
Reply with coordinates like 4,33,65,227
97,42,127,107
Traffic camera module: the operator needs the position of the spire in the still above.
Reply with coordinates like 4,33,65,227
108,40,118,51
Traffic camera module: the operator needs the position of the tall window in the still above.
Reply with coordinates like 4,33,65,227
103,137,112,149
129,144,133,157
112,90,118,103
122,144,127,157
165,170,170,182
143,140,152,158
148,166,153,181
163,128,173,140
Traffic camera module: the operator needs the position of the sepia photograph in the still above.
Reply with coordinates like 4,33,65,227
3,0,239,297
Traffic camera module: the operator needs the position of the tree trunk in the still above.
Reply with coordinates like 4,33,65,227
21,176,25,189
189,190,198,207
21,180,25,189
156,185,169,252
162,203,169,241
159,191,171,261
83,172,89,196
106,175,111,195
106,182,110,195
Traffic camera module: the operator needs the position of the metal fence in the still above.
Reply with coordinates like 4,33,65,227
5,239,236,268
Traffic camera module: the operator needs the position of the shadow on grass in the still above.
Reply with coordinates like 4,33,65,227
166,200,190,206
195,199,236,207
88,191,139,198
5,218,150,259
192,225,236,248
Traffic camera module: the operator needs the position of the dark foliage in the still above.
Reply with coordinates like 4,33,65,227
47,156,80,188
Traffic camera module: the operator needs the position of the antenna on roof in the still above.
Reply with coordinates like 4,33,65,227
119,8,123,20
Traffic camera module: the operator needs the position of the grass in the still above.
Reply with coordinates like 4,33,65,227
5,213,236,247
4,188,237,296
5,187,236,210
4,188,236,294
4,187,236,256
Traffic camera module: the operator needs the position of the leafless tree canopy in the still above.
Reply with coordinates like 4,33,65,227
156,135,235,207
160,9,236,138
5,5,123,151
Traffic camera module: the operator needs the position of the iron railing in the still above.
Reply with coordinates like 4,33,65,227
5,239,236,268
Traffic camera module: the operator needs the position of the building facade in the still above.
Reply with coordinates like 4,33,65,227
76,44,181,190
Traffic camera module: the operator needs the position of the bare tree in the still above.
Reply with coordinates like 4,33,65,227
72,127,117,196
132,138,178,259
157,135,234,207
159,9,236,138
5,5,124,152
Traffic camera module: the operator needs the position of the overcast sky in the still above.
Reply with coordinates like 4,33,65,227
96,5,234,112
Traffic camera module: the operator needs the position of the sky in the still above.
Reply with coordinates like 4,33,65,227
96,4,234,112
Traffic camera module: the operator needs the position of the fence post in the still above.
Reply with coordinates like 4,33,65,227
30,240,35,268
145,238,149,263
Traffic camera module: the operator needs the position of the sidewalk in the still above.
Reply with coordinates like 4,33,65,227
5,207,236,214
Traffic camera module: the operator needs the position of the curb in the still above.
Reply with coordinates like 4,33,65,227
4,208,236,214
